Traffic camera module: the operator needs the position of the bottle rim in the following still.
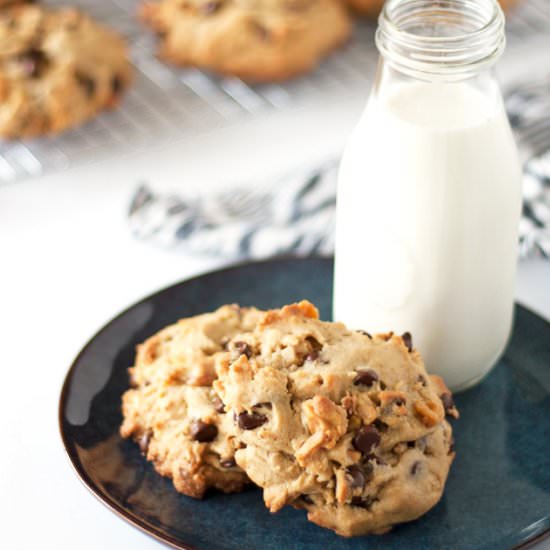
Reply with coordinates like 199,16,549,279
375,0,506,80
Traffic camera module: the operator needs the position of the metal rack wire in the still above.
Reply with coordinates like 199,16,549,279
1,0,549,183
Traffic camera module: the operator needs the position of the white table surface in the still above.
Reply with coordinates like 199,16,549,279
1,92,549,550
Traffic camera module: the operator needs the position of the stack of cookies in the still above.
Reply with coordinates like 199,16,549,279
121,300,458,536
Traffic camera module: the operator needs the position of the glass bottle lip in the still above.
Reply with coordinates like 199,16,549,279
375,0,506,81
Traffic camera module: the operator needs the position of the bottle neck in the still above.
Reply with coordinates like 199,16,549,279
375,0,506,82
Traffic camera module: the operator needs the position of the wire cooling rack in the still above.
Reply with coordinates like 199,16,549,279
1,0,549,183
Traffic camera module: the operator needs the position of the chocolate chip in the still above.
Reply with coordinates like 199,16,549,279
297,342,322,365
362,461,374,476
190,420,218,442
345,465,367,488
373,419,388,433
129,371,138,388
407,440,416,448
353,369,379,387
306,335,322,349
382,394,406,415
251,21,270,41
350,495,375,508
75,71,96,98
353,425,381,455
379,381,387,390
237,411,267,430
303,336,322,362
441,393,455,415
410,461,422,476
18,49,47,78
212,395,225,413
401,332,413,352
449,436,455,454
234,341,252,359
138,429,152,454
356,330,372,339
417,374,427,386
201,0,222,14
220,457,236,468
305,349,319,362
111,75,123,95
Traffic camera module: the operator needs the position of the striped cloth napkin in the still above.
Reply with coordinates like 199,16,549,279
129,77,550,260
505,78,550,257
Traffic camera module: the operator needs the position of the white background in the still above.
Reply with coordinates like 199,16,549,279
1,88,549,548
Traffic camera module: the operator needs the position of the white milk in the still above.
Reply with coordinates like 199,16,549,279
333,81,522,390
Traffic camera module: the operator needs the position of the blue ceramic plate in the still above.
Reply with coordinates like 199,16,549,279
59,257,550,550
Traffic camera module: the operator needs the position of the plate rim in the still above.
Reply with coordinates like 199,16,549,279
58,256,550,550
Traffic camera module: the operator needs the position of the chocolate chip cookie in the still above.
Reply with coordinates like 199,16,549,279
120,305,263,498
214,301,458,536
0,1,34,6
0,5,132,138
346,0,383,17
139,0,352,82
348,0,520,17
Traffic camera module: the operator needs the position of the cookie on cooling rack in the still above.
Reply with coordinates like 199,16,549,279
346,0,383,17
139,0,352,82
0,1,33,6
348,0,521,17
120,305,264,498
214,301,458,536
0,5,132,139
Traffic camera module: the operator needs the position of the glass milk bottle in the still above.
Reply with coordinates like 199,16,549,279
333,0,522,391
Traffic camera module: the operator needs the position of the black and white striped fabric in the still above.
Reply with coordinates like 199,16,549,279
506,78,550,257
129,77,550,260
129,161,337,259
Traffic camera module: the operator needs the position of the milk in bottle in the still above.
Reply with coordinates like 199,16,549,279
333,0,522,390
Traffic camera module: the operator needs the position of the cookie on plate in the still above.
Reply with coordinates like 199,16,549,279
139,0,352,82
214,301,458,536
120,305,263,498
0,5,132,139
